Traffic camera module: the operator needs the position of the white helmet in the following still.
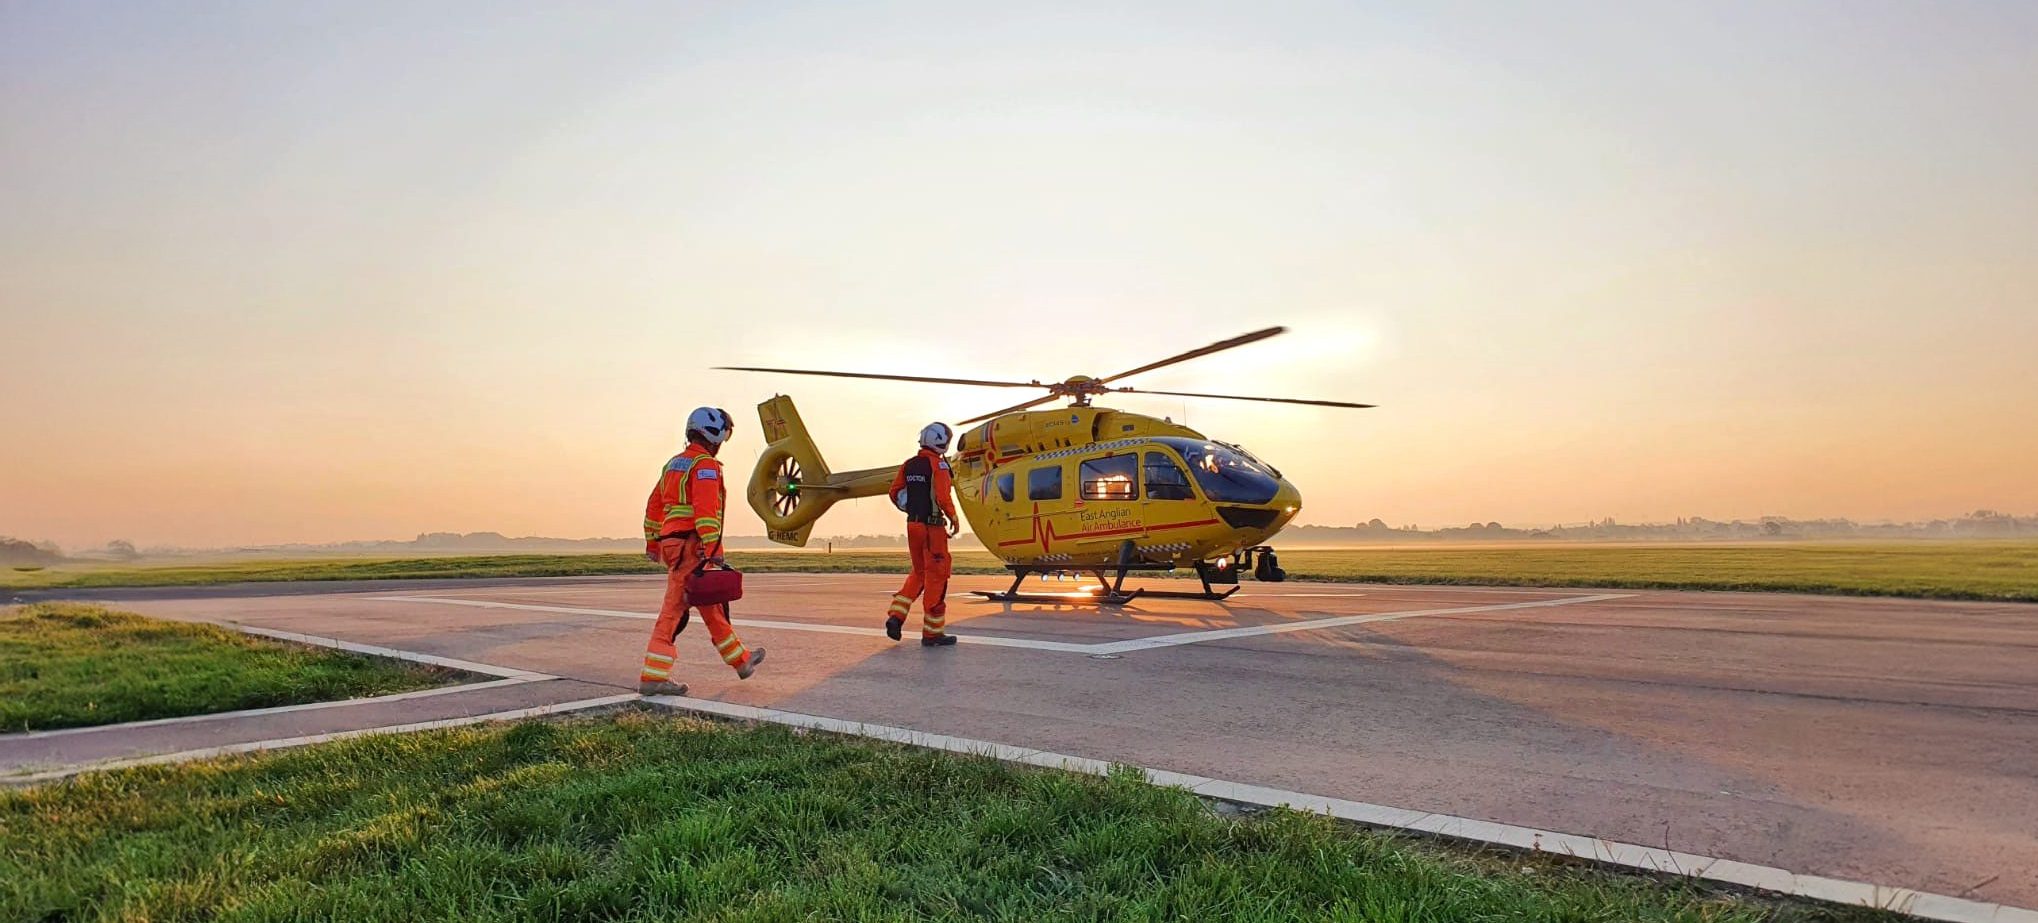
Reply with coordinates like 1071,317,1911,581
919,421,952,452
686,406,734,447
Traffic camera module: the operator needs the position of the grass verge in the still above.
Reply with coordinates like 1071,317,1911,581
6,541,2035,602
0,711,1891,922
0,604,458,733
1265,541,2038,602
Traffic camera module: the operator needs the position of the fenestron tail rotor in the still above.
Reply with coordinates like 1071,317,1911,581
770,456,803,517
720,326,1372,420
745,395,896,547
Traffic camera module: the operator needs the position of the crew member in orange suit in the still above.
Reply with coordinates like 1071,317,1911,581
638,406,763,694
884,422,960,646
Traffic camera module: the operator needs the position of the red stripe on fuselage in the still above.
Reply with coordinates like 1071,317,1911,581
996,516,1221,548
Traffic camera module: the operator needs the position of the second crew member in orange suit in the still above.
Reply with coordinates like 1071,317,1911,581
637,406,764,695
885,422,960,646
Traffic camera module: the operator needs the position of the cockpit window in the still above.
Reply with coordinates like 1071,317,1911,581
1156,437,1281,504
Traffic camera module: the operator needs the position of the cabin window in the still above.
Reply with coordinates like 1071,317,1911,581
1027,465,1062,501
1144,452,1196,500
1080,454,1139,501
996,472,1015,502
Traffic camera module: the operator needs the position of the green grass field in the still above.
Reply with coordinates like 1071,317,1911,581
1265,541,2038,601
0,710,1887,923
0,604,457,733
7,541,2035,602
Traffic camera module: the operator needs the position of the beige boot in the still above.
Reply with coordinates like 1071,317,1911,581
637,680,689,696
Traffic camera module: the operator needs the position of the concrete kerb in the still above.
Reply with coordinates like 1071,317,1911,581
638,694,2038,923
0,623,570,781
7,676,546,741
6,694,641,786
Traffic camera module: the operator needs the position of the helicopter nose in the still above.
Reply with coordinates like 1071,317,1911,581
1272,479,1302,527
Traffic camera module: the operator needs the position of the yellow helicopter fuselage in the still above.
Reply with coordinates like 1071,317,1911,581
950,407,1302,566
747,396,1302,567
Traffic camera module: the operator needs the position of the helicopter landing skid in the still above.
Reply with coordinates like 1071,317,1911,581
973,561,1241,606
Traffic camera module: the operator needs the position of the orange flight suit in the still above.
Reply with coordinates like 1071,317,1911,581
886,446,958,638
640,443,753,682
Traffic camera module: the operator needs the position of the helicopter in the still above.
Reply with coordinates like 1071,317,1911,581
721,326,1372,604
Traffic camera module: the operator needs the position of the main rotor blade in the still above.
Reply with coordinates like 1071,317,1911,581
717,366,1041,389
1098,326,1288,385
1109,386,1374,409
957,393,1064,426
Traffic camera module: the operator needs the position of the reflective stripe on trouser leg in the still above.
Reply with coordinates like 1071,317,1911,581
891,573,924,615
698,603,748,670
640,650,676,681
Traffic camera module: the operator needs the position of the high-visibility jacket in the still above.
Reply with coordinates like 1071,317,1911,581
890,447,957,526
644,443,726,548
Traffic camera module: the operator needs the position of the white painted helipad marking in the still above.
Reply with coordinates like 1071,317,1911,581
644,695,2038,923
724,617,1095,653
373,596,650,620
367,596,1095,653
371,592,1627,655
236,626,554,679
1082,593,1632,655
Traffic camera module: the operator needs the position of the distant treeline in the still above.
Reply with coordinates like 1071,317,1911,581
0,537,64,567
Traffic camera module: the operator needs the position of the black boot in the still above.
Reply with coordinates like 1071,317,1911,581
921,634,958,647
885,616,903,641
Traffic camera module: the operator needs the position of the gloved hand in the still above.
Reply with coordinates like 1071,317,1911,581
644,541,659,563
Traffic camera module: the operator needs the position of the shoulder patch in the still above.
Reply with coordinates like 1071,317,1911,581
696,467,719,480
938,460,951,471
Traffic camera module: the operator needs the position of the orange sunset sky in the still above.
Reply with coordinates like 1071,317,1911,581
4,2,2035,550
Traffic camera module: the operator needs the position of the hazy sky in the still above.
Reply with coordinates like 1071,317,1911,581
4,1,2035,549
